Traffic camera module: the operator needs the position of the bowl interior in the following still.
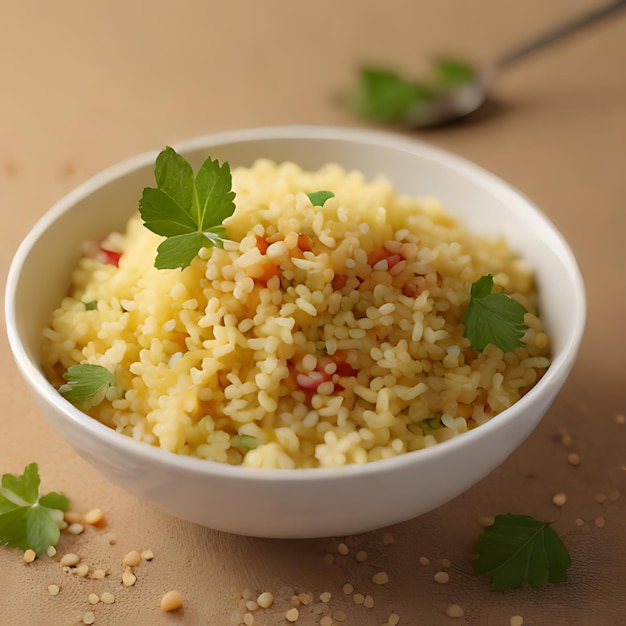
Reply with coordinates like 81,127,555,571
10,127,584,392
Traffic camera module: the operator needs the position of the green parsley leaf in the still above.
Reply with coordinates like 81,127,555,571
350,66,435,123
230,435,258,451
434,57,475,87
59,363,121,410
307,190,335,206
39,492,72,510
348,58,474,124
462,274,528,352
1,461,40,505
473,513,571,591
0,463,70,554
84,300,98,311
139,146,236,269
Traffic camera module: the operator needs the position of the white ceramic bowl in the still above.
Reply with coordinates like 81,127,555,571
5,126,585,538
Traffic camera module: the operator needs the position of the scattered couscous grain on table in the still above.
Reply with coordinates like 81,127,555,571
41,159,550,468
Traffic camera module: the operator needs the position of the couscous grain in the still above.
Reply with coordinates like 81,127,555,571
122,550,142,567
59,553,80,567
23,549,36,563
160,589,183,612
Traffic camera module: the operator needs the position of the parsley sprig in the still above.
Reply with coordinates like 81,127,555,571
139,147,236,269
349,58,474,124
462,274,529,352
0,463,70,555
473,514,571,590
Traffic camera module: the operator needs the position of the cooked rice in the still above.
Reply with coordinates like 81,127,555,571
41,159,550,468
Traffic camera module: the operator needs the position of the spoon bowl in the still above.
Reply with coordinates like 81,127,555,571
405,70,490,128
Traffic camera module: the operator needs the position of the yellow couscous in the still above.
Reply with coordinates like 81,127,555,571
41,159,550,468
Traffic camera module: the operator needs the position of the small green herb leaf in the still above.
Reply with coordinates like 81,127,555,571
473,513,571,591
350,66,435,123
434,57,475,87
139,147,236,269
59,363,119,410
0,463,70,554
230,435,258,450
307,190,335,207
348,58,474,124
462,274,528,352
84,300,98,311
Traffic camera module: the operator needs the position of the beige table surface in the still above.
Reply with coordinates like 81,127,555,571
1,1,625,624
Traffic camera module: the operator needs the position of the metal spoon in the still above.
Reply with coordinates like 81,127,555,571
406,0,626,128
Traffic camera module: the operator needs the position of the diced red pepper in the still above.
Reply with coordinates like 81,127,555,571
255,236,270,254
386,253,403,270
295,350,358,396
319,350,358,377
251,236,282,284
99,246,122,267
332,273,347,290
249,262,281,285
403,283,419,297
297,234,313,252
334,360,359,378
368,248,404,271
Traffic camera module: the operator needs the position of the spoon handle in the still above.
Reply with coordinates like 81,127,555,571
494,0,626,69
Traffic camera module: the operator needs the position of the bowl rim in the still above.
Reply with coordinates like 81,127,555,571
4,124,586,482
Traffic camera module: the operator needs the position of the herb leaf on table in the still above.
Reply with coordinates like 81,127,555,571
348,58,475,124
139,146,236,269
0,463,70,554
473,513,572,591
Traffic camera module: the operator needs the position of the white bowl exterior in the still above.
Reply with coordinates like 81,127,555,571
5,126,585,537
